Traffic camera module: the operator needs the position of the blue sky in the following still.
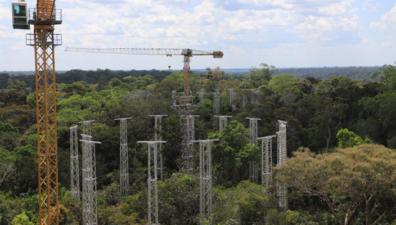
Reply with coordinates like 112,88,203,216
0,0,395,71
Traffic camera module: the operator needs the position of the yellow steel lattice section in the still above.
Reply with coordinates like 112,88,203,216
34,26,59,225
36,0,55,23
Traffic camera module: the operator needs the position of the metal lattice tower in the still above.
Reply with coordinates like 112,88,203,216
249,89,256,104
248,161,258,183
81,135,101,225
242,93,247,110
192,139,219,225
150,115,167,180
229,89,236,111
277,120,288,211
258,135,276,188
213,88,220,115
200,88,205,105
172,90,177,107
115,118,132,196
70,126,79,202
79,120,95,137
252,90,260,104
137,141,167,225
247,117,261,145
181,115,200,172
247,117,261,183
214,116,232,132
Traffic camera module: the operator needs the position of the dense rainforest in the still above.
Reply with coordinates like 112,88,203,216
1,64,396,224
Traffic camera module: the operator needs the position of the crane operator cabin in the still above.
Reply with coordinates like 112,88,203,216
12,0,62,30
12,0,29,29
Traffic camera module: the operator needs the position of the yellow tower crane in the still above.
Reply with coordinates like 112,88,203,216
12,0,62,224
65,47,224,101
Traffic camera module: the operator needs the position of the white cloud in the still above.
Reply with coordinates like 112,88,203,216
370,3,396,30
381,42,394,47
295,14,359,33
158,0,195,3
318,2,351,16
8,0,360,49
363,0,379,12
2,0,387,70
0,5,11,20
296,16,333,31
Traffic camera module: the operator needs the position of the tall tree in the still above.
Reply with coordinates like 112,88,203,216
277,144,396,225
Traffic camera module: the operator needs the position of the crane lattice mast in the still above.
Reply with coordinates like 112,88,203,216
12,0,63,223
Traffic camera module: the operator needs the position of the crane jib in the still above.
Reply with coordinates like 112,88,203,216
65,47,224,58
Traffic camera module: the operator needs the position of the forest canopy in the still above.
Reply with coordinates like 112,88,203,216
1,64,396,224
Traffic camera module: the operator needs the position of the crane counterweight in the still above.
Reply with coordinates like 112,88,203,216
213,51,223,58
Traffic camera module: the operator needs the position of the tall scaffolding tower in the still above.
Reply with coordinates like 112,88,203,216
115,118,132,196
241,89,252,110
255,90,260,104
277,120,288,211
150,115,167,180
81,135,101,225
79,120,95,136
242,94,247,110
247,117,261,183
229,89,236,111
181,115,200,172
70,126,79,202
200,88,205,105
172,90,177,107
137,141,167,225
192,139,219,225
251,90,260,104
258,135,276,188
214,116,232,132
213,88,220,115
247,118,260,145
